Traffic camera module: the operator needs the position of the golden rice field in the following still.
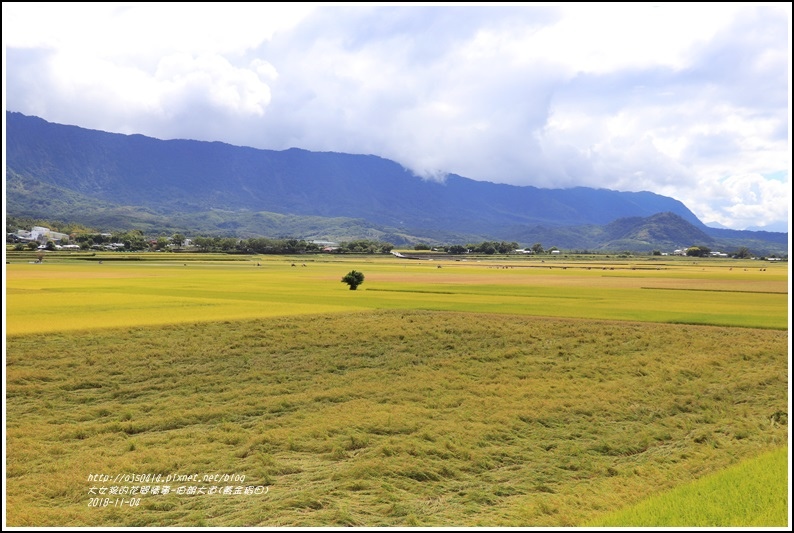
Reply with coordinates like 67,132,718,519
4,252,791,526
5,253,788,335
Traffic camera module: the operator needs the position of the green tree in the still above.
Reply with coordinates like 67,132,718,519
219,238,239,252
192,236,208,252
497,241,518,254
447,244,468,254
531,243,544,254
115,230,147,251
480,242,497,255
341,270,365,290
172,234,186,248
686,246,711,257
735,246,751,259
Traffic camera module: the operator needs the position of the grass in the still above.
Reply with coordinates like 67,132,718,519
5,310,789,526
588,446,789,526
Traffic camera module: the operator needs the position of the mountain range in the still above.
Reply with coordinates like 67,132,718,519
5,111,788,255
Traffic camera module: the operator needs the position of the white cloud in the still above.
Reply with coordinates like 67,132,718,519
693,173,791,230
155,53,272,116
510,3,746,74
5,3,314,56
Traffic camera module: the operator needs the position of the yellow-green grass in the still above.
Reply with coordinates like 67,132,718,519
5,256,788,335
589,446,789,527
5,311,788,527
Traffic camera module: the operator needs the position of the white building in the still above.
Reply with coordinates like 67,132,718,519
30,226,70,243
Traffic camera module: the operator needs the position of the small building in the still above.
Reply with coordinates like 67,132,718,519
30,226,70,243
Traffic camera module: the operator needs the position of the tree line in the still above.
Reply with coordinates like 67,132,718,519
416,241,549,254
6,216,772,259
62,232,395,255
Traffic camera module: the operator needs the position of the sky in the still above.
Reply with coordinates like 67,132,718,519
3,2,791,231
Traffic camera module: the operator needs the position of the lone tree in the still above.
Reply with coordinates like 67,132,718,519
341,270,365,290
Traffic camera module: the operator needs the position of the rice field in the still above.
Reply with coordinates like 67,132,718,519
3,252,790,526
588,446,789,527
5,254,788,335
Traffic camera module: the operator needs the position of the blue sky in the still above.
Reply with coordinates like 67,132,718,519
3,3,791,231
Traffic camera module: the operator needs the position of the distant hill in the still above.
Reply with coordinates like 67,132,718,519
502,212,787,254
4,111,788,254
